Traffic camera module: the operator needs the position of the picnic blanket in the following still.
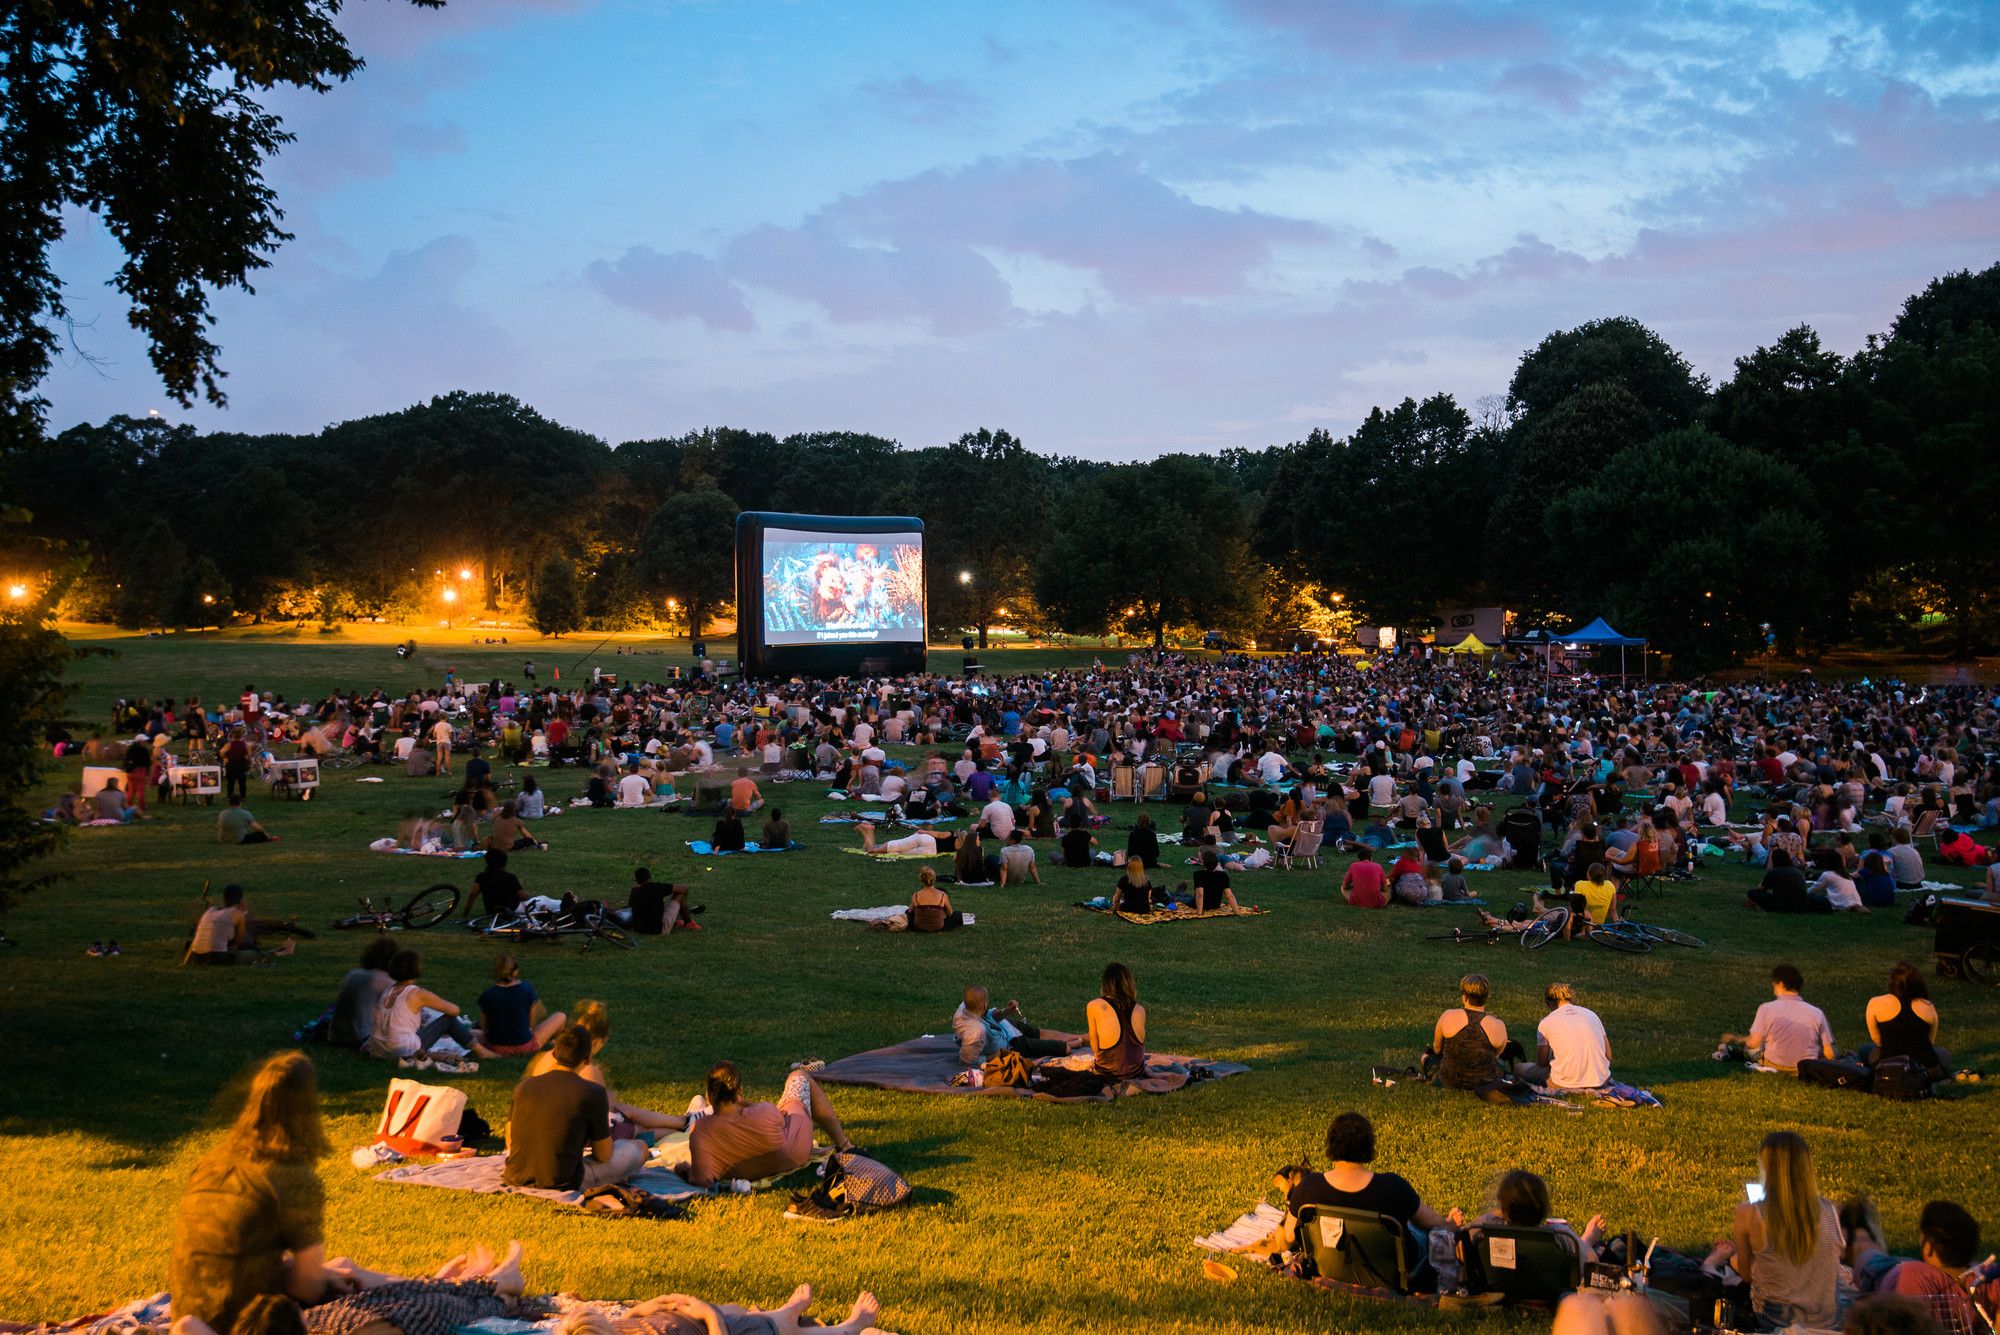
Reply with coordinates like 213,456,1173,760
684,840,803,856
816,1032,1249,1102
1077,901,1268,925
830,905,976,927
374,1132,825,1204
818,812,955,826
837,846,951,860
5,1291,174,1335
369,840,484,858
1193,1201,1287,1253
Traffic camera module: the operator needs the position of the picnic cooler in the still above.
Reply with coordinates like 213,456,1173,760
1933,898,2000,980
376,1078,467,1155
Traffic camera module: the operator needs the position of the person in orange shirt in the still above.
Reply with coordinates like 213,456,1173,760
729,767,763,814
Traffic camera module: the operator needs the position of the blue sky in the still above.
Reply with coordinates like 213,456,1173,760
40,0,2000,456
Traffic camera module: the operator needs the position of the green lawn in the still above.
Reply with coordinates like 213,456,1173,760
4,629,1998,1332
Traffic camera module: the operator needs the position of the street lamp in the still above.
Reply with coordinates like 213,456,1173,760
6,583,25,602
958,570,973,585
201,593,215,605
459,568,473,581
442,585,457,628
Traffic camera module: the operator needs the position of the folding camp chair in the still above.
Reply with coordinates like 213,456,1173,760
1909,809,1943,855
1458,1225,1583,1305
1139,762,1169,802
1111,764,1136,801
1297,1205,1426,1293
1278,821,1324,870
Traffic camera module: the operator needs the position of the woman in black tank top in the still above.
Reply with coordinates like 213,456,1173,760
1862,962,1946,1078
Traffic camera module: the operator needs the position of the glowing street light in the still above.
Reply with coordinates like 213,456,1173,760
201,593,215,605
441,587,458,604
458,568,473,580
958,570,973,585
6,583,26,602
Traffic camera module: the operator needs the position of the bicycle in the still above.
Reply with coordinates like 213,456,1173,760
1621,919,1706,949
331,884,459,932
469,904,636,951
1520,905,1652,953
1428,926,1505,945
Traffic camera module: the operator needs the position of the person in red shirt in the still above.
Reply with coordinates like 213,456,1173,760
1342,848,1388,908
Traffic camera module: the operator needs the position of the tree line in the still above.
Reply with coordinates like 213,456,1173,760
4,262,1995,667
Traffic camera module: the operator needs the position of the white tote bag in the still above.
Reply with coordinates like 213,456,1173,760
375,1078,467,1155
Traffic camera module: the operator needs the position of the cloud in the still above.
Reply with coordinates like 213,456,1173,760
721,226,1015,335
820,152,1329,301
1491,61,1592,112
1224,0,1551,64
585,247,756,332
859,75,992,130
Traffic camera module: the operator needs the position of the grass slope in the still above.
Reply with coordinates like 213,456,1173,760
4,630,1997,1331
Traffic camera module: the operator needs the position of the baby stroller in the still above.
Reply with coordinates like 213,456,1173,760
1497,809,1542,871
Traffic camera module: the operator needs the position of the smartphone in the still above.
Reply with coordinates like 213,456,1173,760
1746,1183,1765,1204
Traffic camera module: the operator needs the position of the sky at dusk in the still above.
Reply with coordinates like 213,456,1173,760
39,0,2000,457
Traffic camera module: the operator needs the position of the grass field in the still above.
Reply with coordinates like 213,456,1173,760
4,627,1998,1332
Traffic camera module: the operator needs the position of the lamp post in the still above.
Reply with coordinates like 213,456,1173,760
442,585,457,629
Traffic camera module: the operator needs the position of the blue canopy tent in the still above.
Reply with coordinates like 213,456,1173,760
1554,617,1649,678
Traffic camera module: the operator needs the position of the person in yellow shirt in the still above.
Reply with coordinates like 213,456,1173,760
1568,863,1620,940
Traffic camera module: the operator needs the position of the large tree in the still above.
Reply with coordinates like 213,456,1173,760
636,484,738,639
1506,315,1710,433
913,429,1050,648
1035,454,1251,647
527,555,583,638
1,0,441,447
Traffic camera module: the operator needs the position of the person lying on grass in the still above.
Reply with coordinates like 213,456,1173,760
682,1060,858,1189
856,822,958,857
505,1024,647,1191
952,984,1070,1064
526,999,687,1137
172,1242,536,1335
564,1283,890,1335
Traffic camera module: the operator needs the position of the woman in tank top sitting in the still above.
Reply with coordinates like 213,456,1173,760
1857,961,1948,1083
1426,974,1526,1103
1047,962,1148,1083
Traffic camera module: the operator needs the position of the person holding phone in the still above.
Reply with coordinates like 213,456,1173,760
1703,1132,1842,1330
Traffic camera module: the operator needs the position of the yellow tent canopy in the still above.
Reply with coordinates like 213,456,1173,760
1438,633,1494,654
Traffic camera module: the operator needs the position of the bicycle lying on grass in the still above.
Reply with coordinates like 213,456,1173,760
330,884,459,932
465,903,635,951
1430,907,1705,954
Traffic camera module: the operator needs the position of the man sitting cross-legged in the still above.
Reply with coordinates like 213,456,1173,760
503,1025,646,1192
953,984,1071,1066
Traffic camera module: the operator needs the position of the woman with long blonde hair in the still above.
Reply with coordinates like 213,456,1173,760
170,1054,338,1331
1719,1131,1843,1329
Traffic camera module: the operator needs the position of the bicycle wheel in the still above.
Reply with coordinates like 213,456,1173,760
1589,923,1653,953
1633,922,1705,949
400,884,459,929
590,920,637,950
1964,941,2000,986
258,918,318,941
1521,907,1569,949
464,913,501,933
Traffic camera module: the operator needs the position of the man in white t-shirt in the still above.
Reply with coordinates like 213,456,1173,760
1732,963,1836,1071
688,737,714,769
1256,747,1291,785
979,796,1016,841
1526,984,1612,1090
616,768,652,807
851,719,874,748
1368,770,1397,809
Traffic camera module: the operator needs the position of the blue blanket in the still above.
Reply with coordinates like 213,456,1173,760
685,839,803,856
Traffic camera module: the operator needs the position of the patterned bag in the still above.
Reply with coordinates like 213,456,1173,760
824,1150,912,1212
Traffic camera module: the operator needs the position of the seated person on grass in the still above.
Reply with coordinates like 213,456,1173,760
997,829,1042,886
1281,1111,1451,1289
684,1061,857,1189
625,867,700,935
1043,962,1149,1083
91,774,142,823
327,937,398,1048
466,848,525,919
1426,973,1526,1101
1114,860,1172,913
1183,848,1241,911
527,1000,685,1136
217,796,277,844
907,867,963,932
1870,1200,1999,1328
730,767,763,814
487,801,543,852
478,953,568,1057
187,884,296,965
1857,961,1948,1083
1461,1170,1606,1271
760,807,791,849
566,1285,886,1335
364,950,491,1061
1341,846,1388,908
709,809,747,853
1059,818,1098,868
503,1025,646,1191
1514,983,1612,1092
1567,862,1620,939
953,984,1069,1063
1715,963,1836,1070
1747,848,1821,913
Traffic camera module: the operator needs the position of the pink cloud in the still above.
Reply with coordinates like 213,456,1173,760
722,225,1015,335
586,247,756,333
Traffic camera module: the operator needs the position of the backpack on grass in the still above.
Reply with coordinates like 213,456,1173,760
1871,1056,1932,1101
1796,1058,1871,1092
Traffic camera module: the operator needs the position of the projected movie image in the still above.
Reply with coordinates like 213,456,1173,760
760,530,925,646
